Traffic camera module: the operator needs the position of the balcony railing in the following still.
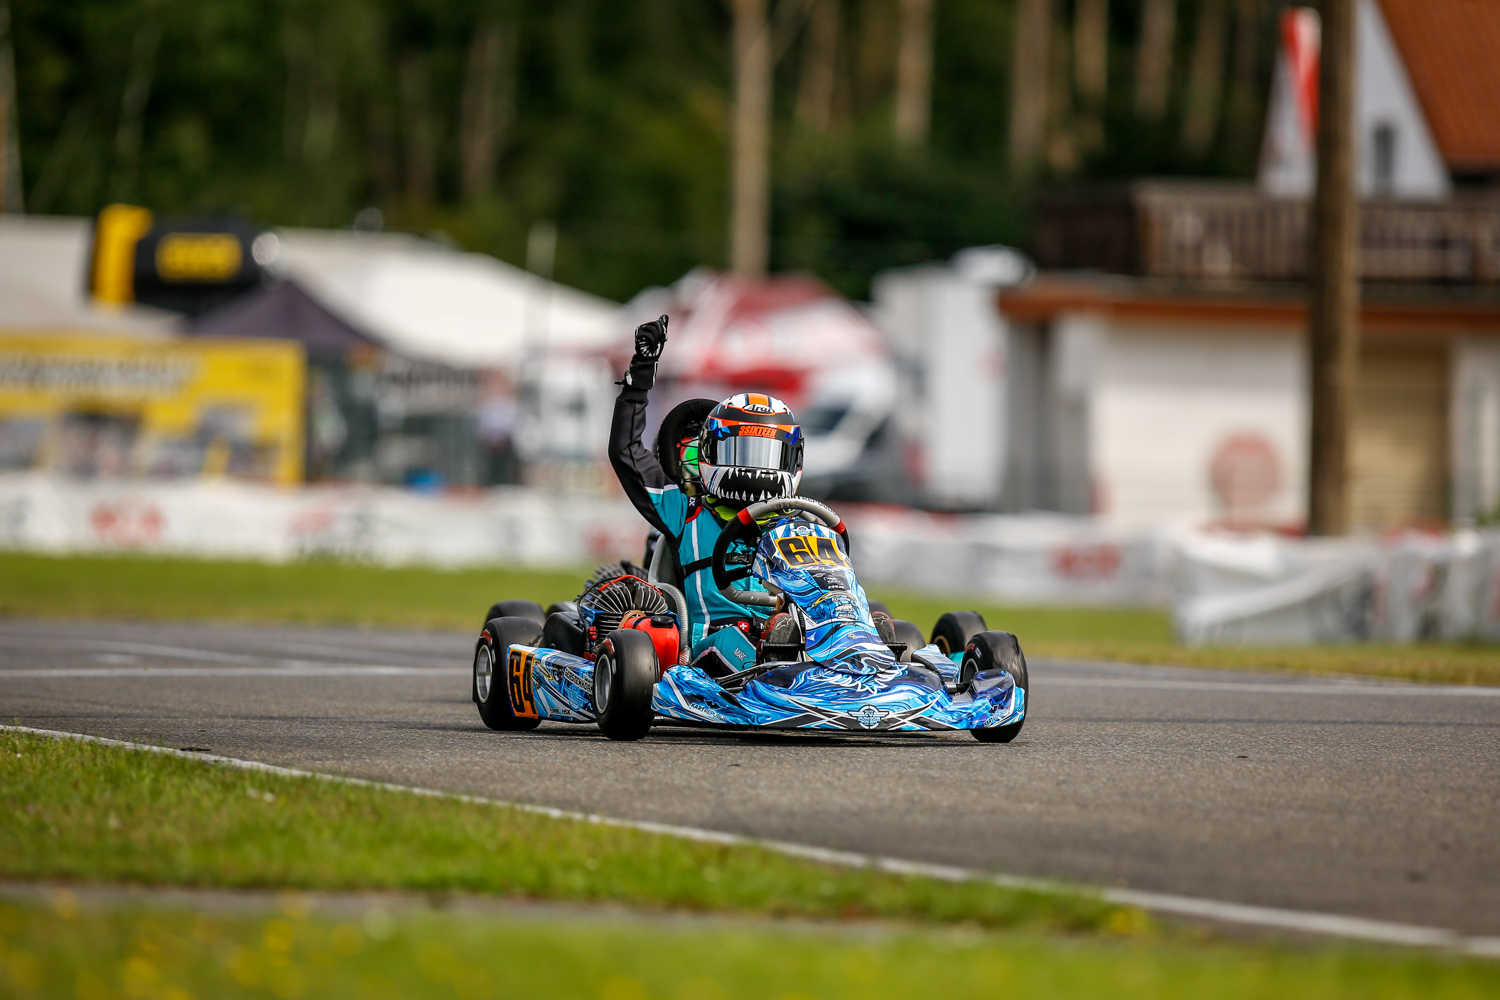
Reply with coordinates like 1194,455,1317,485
1036,181,1500,284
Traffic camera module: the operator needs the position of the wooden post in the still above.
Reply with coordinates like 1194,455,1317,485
1008,0,1051,177
730,0,771,277
894,0,935,147
1307,0,1359,535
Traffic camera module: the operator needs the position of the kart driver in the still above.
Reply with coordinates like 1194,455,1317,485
609,315,804,676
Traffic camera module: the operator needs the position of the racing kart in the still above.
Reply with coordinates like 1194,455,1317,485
472,497,1027,742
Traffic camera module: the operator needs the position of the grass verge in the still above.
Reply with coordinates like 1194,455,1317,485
0,730,1115,934
2,551,1498,685
3,893,1498,1000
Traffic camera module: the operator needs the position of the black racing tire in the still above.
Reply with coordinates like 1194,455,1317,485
593,629,658,741
866,600,891,618
475,617,544,731
890,619,926,662
545,601,580,618
930,610,987,659
963,630,1029,743
484,600,546,627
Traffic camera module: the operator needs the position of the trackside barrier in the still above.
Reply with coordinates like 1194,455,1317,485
2,473,1498,644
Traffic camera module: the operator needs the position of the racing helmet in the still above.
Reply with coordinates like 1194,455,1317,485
654,398,717,494
698,393,804,506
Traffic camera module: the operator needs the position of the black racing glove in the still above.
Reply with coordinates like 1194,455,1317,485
620,315,668,391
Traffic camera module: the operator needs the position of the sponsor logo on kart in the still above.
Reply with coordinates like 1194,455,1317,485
507,648,539,719
853,704,891,729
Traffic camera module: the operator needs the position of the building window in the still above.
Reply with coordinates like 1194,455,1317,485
1373,122,1397,195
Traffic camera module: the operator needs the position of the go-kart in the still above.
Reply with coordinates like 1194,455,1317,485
472,497,1027,742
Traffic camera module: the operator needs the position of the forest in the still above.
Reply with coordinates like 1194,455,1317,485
8,0,1283,301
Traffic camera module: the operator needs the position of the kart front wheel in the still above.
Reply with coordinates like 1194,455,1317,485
593,629,658,741
475,617,544,731
963,630,1029,744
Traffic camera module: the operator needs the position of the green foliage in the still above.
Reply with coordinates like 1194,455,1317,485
4,895,1500,1000
11,0,1273,302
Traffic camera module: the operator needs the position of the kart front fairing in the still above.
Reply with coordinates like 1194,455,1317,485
650,514,1024,732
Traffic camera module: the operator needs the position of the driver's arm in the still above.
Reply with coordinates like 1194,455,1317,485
609,316,674,536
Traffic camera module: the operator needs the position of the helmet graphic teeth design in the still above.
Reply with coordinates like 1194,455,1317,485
699,393,804,507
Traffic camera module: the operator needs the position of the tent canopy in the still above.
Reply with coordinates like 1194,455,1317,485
272,228,623,369
188,278,379,356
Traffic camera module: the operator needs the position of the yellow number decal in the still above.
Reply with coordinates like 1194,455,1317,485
774,535,849,568
507,647,538,719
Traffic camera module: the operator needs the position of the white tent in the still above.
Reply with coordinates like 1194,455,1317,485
270,227,622,369
0,215,178,338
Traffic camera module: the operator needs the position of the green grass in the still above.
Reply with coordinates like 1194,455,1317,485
0,730,1116,934
2,551,1498,685
4,895,1498,1000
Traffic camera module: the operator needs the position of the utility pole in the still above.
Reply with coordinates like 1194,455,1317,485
1306,0,1358,535
730,0,771,277
0,2,23,214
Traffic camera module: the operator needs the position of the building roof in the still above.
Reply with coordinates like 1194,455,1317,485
1380,0,1500,174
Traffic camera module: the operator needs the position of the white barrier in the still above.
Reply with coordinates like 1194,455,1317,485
4,473,1499,645
842,505,1172,606
0,473,649,569
1173,529,1500,644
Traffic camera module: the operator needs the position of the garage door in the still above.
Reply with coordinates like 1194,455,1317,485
1352,342,1449,529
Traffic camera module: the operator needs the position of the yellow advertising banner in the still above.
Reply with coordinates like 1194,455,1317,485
0,333,305,485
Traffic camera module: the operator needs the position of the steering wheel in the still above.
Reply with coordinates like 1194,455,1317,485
711,497,851,608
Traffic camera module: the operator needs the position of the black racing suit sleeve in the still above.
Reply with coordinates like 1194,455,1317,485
609,383,675,540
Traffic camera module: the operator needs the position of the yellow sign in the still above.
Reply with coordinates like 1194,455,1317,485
89,204,154,305
156,233,243,281
0,333,305,485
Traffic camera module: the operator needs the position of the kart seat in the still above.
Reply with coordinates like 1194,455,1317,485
542,611,588,657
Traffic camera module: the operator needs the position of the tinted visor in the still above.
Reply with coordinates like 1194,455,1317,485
707,434,795,472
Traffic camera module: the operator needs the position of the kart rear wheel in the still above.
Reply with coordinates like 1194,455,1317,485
484,599,546,627
593,629,658,741
890,619,926,662
931,610,987,658
475,617,544,731
963,630,1029,744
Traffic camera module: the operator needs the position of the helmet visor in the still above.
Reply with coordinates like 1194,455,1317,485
708,434,794,472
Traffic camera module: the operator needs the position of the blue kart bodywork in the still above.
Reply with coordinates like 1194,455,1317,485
505,510,1025,734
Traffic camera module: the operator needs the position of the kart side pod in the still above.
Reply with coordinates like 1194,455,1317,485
619,610,679,676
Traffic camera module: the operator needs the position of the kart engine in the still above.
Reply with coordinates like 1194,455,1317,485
576,569,672,646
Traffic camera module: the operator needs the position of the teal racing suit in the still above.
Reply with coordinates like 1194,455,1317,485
608,381,770,660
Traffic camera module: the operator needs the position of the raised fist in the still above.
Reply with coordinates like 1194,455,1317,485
632,314,668,364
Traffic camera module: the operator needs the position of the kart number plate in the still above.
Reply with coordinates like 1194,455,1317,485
774,534,849,569
507,647,539,719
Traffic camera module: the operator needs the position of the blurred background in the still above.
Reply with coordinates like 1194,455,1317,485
3,0,1500,644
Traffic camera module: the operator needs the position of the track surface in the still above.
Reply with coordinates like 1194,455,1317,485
2,618,1497,935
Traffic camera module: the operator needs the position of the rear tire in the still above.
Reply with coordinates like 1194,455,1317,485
484,600,546,627
890,619,926,662
930,610,987,658
475,617,544,731
963,630,1028,743
593,629,658,741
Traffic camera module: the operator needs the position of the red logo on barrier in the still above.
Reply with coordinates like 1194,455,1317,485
90,500,164,548
1051,544,1122,580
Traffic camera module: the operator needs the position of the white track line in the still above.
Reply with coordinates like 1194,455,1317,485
0,666,466,679
4,724,1497,958
1040,677,1500,698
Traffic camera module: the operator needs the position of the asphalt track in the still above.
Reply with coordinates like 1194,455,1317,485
2,618,1497,938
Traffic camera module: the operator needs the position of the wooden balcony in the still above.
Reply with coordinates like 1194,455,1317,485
1035,181,1500,285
